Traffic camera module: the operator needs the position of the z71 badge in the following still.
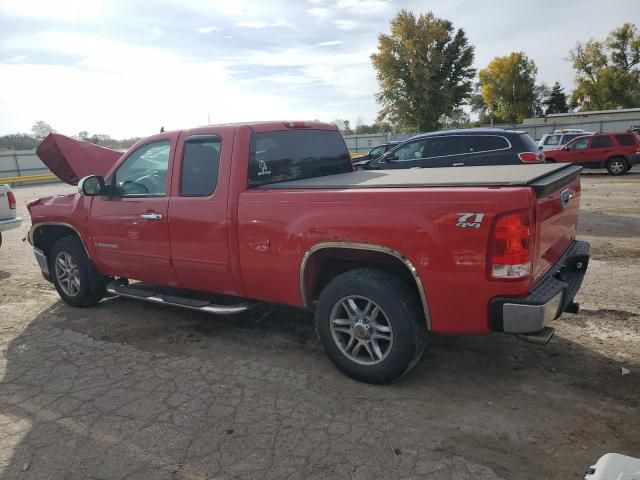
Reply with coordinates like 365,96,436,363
456,213,484,228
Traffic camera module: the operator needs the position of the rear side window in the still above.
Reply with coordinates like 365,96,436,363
592,136,613,148
466,135,509,153
615,134,635,146
249,129,351,188
180,136,221,196
518,133,539,152
425,136,464,157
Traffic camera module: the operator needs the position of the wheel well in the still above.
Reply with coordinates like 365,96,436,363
607,155,629,165
301,246,429,326
32,224,84,257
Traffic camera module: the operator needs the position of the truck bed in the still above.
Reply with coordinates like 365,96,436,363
259,163,581,196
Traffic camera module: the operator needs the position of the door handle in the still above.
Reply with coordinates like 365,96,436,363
140,213,163,220
452,163,465,166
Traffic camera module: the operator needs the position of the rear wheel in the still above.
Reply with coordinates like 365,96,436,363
315,268,426,384
606,157,628,176
50,236,108,307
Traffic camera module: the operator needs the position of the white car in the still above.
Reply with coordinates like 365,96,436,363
539,129,595,151
0,184,22,247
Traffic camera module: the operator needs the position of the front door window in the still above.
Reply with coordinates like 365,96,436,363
113,141,171,196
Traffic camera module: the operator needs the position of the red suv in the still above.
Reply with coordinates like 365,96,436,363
544,132,640,175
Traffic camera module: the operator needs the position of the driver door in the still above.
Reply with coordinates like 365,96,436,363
90,136,178,285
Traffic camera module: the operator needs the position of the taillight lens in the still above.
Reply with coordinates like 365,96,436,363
518,151,542,163
489,209,534,279
7,191,16,209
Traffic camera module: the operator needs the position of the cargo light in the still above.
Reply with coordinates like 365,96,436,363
284,121,312,128
518,151,543,163
7,191,16,209
488,209,534,279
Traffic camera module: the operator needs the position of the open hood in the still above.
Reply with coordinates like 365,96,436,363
36,133,123,185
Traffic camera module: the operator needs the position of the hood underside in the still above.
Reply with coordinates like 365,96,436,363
36,133,123,185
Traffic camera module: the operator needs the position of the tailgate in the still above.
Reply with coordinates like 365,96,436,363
530,165,582,282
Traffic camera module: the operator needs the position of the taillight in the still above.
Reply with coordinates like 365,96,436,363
518,151,542,163
7,191,16,209
488,209,534,279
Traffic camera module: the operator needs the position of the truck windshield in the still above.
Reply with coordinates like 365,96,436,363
248,129,351,188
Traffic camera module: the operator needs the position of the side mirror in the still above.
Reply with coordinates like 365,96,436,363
78,175,105,196
538,145,544,151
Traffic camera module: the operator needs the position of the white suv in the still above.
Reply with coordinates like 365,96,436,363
539,129,595,151
0,184,22,247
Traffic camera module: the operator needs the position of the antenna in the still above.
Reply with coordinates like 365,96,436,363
160,126,165,133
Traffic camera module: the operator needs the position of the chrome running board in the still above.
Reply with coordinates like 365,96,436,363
106,281,256,315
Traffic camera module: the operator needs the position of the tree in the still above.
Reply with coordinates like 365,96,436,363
371,10,475,132
331,119,354,135
0,133,39,151
532,83,550,117
478,52,537,124
569,23,640,109
544,82,568,114
31,121,54,140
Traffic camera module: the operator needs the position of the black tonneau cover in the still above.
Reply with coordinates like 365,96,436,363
258,163,582,196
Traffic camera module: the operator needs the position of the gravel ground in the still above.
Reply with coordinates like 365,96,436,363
0,171,638,480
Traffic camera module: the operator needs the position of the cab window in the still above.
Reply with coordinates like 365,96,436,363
114,141,170,196
180,137,221,196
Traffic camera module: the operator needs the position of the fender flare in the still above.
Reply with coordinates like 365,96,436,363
299,241,431,329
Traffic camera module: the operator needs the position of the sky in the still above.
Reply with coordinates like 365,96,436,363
0,0,638,138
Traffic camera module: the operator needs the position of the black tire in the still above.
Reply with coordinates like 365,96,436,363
606,157,629,176
315,268,426,384
50,236,108,307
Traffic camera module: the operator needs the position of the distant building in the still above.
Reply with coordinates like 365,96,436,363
519,107,640,141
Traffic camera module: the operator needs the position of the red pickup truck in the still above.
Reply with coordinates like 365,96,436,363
28,122,590,383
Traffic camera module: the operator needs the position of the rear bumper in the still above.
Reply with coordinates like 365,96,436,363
490,240,590,334
0,216,22,232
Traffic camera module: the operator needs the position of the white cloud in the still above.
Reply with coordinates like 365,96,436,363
236,19,291,28
316,40,345,47
336,0,390,12
0,0,106,22
236,20,268,29
144,26,164,39
335,19,358,30
195,26,219,34
308,7,330,17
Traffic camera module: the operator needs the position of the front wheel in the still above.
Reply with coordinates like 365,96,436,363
315,268,426,384
50,236,108,307
606,157,629,176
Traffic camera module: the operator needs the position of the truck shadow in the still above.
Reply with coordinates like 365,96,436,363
0,299,638,479
579,211,640,238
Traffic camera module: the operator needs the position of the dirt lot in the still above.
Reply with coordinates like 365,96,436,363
0,172,638,480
